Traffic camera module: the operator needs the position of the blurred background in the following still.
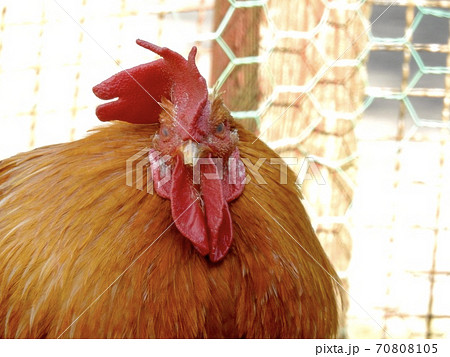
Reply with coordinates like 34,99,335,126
0,0,449,338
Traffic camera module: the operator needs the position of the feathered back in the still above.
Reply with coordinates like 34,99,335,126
0,121,340,338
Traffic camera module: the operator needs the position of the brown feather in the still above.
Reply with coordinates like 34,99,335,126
0,120,340,338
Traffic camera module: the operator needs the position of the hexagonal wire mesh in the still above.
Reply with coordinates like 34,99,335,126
353,0,450,339
0,0,449,338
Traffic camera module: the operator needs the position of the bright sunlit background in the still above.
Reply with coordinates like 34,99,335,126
0,0,449,338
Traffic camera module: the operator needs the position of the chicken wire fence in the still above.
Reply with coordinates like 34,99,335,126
0,0,449,338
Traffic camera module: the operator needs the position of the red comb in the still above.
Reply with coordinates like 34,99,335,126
93,39,208,125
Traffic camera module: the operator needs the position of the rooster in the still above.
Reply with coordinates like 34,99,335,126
0,40,340,338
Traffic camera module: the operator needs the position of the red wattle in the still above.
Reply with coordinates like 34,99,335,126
170,155,209,256
223,148,246,202
150,149,244,262
200,157,233,262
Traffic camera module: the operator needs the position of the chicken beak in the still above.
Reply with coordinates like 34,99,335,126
181,140,200,166
180,140,213,166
